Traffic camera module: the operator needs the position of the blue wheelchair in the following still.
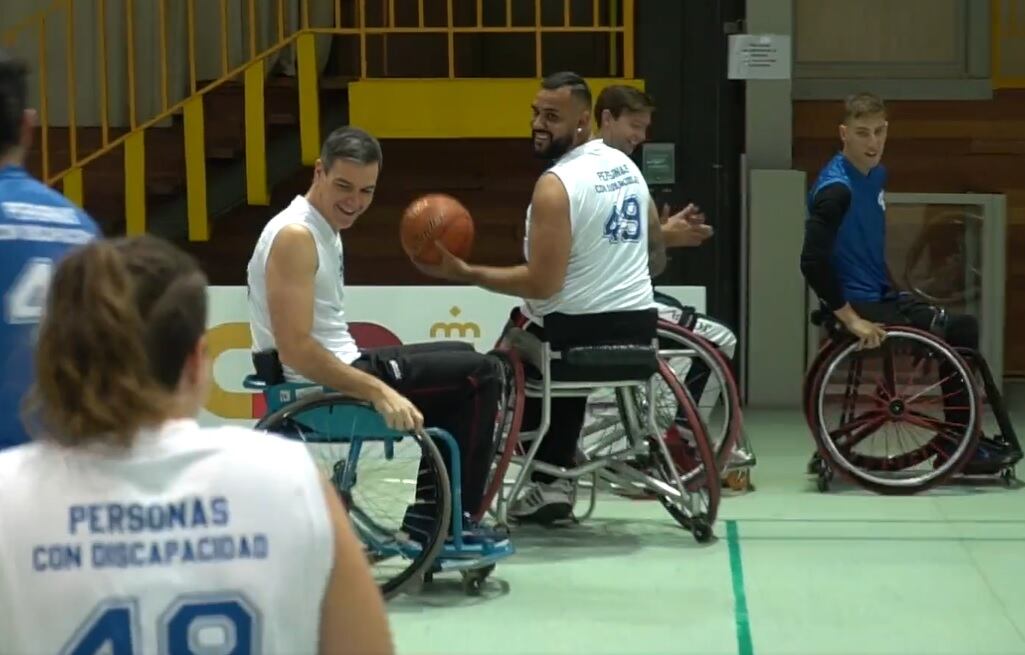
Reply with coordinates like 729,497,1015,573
243,351,514,598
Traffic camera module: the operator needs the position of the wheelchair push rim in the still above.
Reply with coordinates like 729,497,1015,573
809,328,981,494
255,392,453,599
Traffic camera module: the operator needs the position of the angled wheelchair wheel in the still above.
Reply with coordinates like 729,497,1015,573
581,322,743,479
653,322,744,474
608,360,721,540
809,327,981,494
652,358,722,536
804,337,847,434
256,392,452,599
473,347,525,523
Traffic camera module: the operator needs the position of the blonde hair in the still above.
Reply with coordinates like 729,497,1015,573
842,92,887,124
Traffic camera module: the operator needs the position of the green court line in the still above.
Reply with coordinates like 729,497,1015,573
729,517,1025,525
726,520,754,655
735,535,1025,543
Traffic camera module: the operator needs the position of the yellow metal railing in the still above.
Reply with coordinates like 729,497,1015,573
3,0,634,240
993,0,1025,88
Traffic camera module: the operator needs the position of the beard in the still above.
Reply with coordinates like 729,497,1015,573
532,130,574,161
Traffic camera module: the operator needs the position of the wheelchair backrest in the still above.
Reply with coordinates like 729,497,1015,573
544,308,658,350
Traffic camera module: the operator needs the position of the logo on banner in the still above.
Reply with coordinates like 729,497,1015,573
429,306,481,340
203,320,401,420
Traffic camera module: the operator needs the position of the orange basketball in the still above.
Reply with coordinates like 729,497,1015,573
400,193,474,266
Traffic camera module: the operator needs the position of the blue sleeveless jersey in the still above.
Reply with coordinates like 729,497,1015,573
0,165,99,451
808,152,890,304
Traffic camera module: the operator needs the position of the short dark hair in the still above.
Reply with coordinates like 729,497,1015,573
320,125,383,170
842,92,886,124
0,49,28,154
541,71,592,109
594,85,654,126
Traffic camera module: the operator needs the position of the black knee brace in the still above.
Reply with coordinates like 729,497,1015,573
942,313,979,350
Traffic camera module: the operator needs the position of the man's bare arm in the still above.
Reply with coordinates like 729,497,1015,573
265,225,388,401
463,173,571,299
647,199,668,277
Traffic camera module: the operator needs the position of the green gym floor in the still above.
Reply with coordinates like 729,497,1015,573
387,391,1025,655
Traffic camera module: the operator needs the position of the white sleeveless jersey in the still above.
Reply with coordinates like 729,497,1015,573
521,139,654,323
0,419,333,654
247,195,360,380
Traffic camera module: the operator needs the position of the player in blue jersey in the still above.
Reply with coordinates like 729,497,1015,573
800,92,1020,474
0,50,100,451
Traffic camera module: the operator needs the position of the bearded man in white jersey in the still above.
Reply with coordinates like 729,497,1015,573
417,72,667,523
247,126,507,546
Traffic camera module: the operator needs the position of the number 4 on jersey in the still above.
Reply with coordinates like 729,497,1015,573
4,257,53,325
603,196,642,243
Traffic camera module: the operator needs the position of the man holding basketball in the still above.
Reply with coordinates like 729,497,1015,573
246,125,507,545
417,72,666,522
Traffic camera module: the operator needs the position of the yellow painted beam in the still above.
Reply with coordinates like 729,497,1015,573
62,168,84,208
348,78,645,138
183,97,209,241
124,131,146,235
297,32,321,165
244,59,269,205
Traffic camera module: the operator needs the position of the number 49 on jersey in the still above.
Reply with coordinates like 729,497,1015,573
602,196,642,243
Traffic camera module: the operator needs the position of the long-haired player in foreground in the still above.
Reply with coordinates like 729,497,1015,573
0,236,393,654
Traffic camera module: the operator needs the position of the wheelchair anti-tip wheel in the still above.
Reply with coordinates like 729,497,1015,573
808,327,981,495
256,392,452,599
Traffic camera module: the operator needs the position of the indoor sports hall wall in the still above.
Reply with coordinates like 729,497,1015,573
198,284,706,428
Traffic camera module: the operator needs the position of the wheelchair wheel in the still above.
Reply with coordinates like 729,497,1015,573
654,323,743,474
809,327,981,494
255,392,452,599
652,359,722,537
609,360,722,539
473,347,525,523
582,322,742,479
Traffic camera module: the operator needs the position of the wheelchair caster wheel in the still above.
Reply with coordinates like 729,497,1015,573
691,518,713,543
1001,468,1015,486
724,470,754,492
461,564,494,596
816,467,833,493
423,570,435,585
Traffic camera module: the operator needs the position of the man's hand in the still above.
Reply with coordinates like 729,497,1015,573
834,304,886,350
369,385,424,432
661,202,705,226
662,217,714,247
844,316,887,350
412,242,472,282
660,202,713,247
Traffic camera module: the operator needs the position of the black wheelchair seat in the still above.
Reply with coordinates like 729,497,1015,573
523,309,661,383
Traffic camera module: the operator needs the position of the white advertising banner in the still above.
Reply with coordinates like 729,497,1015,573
202,285,705,427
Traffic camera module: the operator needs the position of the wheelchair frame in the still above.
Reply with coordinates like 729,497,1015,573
489,327,722,542
243,373,513,597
